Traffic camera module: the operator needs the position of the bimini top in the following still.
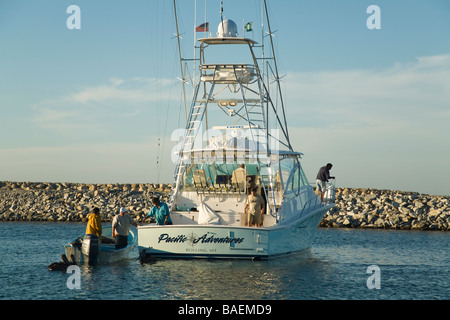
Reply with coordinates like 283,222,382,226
198,37,257,46
278,150,304,158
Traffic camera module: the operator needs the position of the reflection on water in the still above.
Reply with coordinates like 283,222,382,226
66,249,338,300
131,250,339,300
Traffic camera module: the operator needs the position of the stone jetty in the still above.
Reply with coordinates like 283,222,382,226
0,181,449,231
320,188,450,231
0,181,171,223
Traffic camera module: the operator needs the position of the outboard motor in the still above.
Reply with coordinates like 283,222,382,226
82,234,99,266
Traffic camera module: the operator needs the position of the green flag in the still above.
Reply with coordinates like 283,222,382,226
245,22,253,32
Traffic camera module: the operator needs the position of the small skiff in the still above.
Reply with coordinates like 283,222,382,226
65,226,137,265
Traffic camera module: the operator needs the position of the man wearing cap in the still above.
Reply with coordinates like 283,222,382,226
112,207,138,249
316,163,335,201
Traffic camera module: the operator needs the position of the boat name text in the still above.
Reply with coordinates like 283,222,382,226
158,233,244,245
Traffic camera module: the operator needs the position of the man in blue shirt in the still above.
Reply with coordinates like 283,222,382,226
147,197,173,225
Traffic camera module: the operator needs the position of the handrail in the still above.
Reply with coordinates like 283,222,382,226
299,182,336,219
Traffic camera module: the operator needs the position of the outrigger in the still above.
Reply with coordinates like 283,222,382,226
138,0,335,259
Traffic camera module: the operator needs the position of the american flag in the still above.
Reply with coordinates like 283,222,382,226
195,22,209,32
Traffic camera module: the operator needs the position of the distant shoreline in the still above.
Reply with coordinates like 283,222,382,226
1,181,449,231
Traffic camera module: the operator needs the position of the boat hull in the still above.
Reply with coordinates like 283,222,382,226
65,227,137,265
137,206,329,259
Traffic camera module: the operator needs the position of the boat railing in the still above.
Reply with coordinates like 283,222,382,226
189,181,248,195
200,64,256,84
299,182,335,219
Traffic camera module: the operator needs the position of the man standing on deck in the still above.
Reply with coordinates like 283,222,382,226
316,163,335,200
244,187,265,227
147,197,173,225
112,207,138,249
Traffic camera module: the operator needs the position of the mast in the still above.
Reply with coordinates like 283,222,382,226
262,0,291,150
173,0,188,123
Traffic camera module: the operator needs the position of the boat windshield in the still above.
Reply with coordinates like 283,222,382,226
179,153,309,195
181,162,264,193
279,155,310,192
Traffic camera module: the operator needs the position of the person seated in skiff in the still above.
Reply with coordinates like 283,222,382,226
147,197,173,225
85,207,102,243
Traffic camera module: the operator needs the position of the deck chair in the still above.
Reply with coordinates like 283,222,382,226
193,169,208,190
231,167,247,192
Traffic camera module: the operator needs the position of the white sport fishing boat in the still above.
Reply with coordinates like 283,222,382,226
138,0,335,259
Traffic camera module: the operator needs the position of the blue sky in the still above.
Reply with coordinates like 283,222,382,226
1,0,449,195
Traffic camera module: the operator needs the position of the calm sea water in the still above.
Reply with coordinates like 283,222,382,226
0,222,448,301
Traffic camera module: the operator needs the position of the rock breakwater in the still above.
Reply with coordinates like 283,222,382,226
0,181,171,223
1,181,449,231
320,188,450,231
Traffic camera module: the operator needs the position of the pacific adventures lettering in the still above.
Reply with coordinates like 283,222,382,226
158,233,244,245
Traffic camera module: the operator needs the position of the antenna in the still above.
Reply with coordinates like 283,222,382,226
220,1,225,35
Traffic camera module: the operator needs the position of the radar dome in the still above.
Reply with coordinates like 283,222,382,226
217,19,238,38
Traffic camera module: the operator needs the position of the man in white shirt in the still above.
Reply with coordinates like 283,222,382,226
112,207,138,249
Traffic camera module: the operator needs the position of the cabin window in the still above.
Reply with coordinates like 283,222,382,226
284,158,309,193
286,164,299,192
279,157,294,189
299,164,309,187
180,162,261,192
